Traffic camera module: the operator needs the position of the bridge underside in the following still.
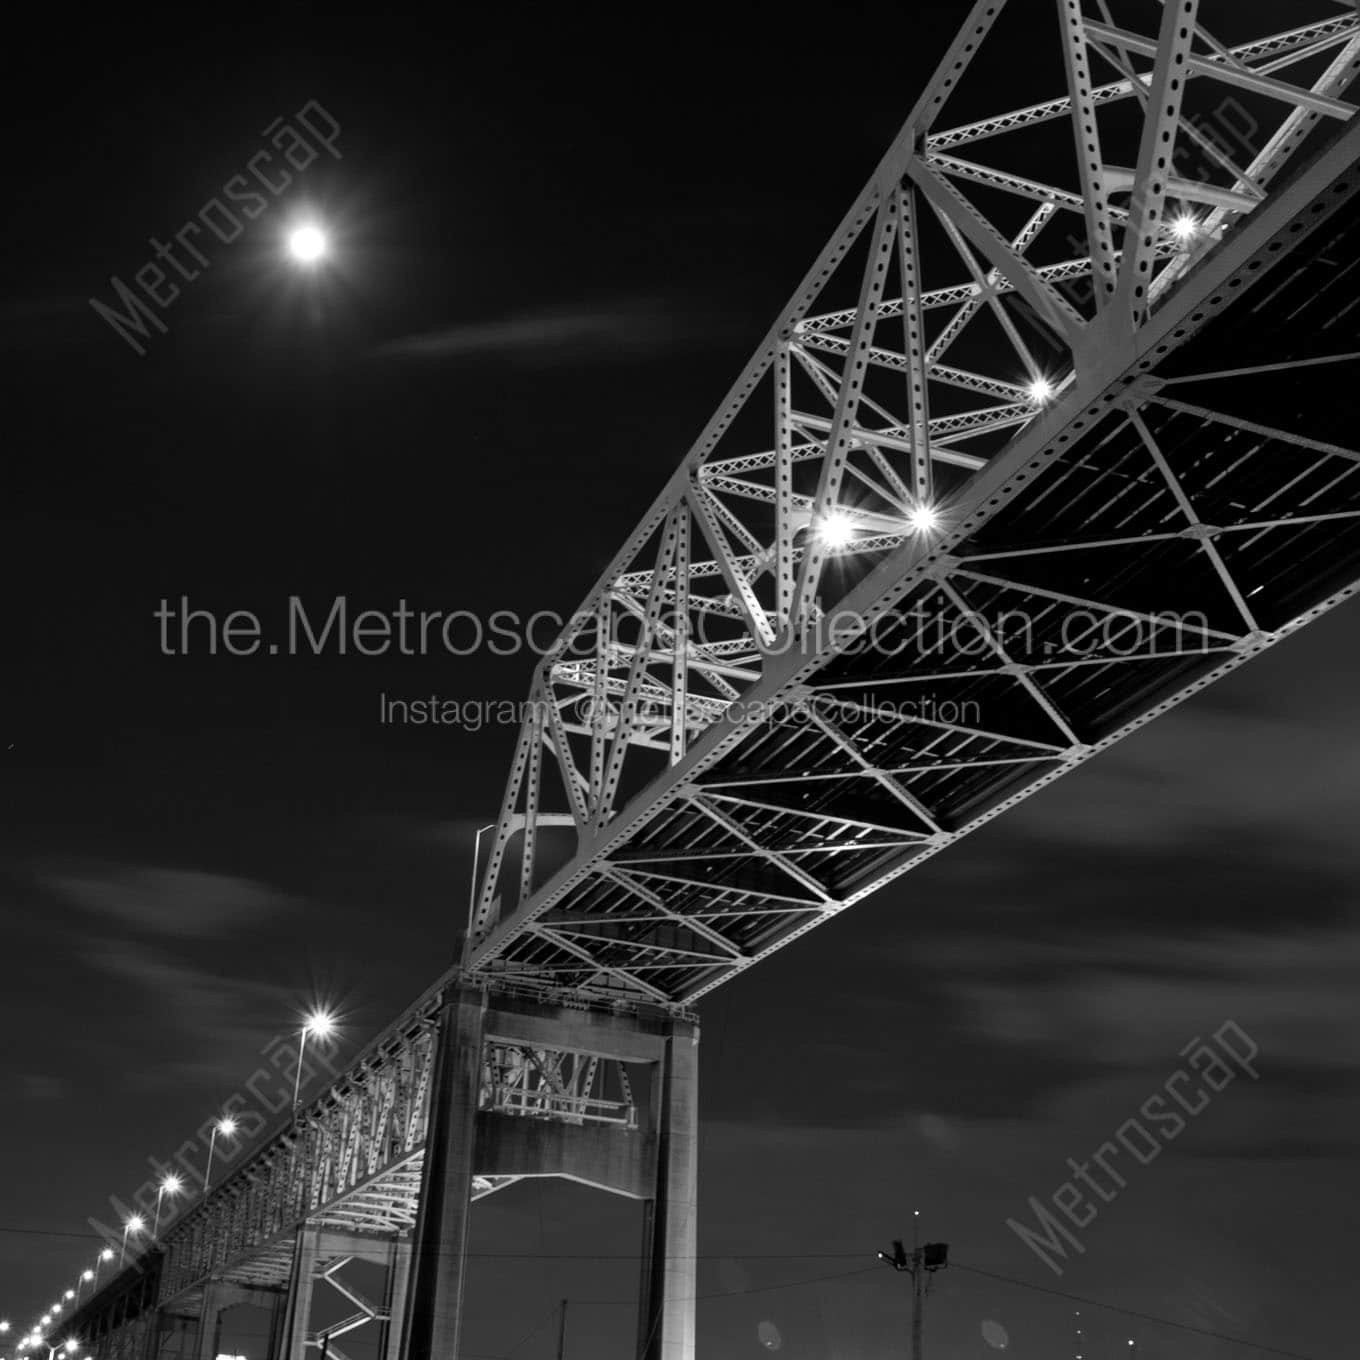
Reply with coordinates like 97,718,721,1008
73,992,696,1360
156,1155,508,1307
470,119,1360,1006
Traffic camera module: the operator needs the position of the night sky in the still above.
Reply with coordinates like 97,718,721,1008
2,5,1357,1360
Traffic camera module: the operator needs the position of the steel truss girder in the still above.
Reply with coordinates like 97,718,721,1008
143,1012,647,1314
461,0,1360,1008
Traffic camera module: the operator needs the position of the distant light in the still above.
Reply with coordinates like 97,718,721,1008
216,1116,239,1137
0,1322,9,1334
160,1174,183,1196
125,1216,144,1234
99,1251,114,1262
907,504,939,533
304,1009,337,1040
1170,212,1199,243
287,224,327,265
1026,375,1054,405
64,1341,79,1354
80,1273,93,1283
815,511,856,548
63,1292,74,1301
981,1319,1010,1350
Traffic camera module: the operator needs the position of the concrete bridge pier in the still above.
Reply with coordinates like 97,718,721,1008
398,984,700,1360
279,1227,319,1360
636,1020,699,1360
193,1282,285,1360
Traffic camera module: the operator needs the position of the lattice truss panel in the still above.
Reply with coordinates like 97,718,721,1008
151,1019,641,1306
307,1252,395,1360
463,0,1360,1008
482,1044,638,1127
158,1019,442,1301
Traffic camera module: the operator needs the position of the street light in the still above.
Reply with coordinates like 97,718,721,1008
75,1270,94,1304
152,1174,183,1239
91,1250,114,1292
204,1116,239,1194
1170,212,1199,244
907,503,939,534
815,511,856,549
292,1010,337,1111
1026,374,1054,404
466,823,497,952
118,1216,144,1268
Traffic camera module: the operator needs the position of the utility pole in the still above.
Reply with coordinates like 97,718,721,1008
878,1217,948,1360
556,1298,568,1360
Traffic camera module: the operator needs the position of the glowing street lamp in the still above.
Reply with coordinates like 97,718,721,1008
91,1250,114,1293
814,511,856,549
61,1294,73,1304
1169,212,1199,244
75,1269,95,1305
292,1010,338,1112
1026,374,1054,405
907,503,939,534
118,1216,144,1268
204,1116,239,1194
151,1175,184,1239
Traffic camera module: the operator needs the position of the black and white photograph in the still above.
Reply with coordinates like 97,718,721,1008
3,5,1358,1359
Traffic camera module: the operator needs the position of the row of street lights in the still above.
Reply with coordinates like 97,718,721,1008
6,1240,120,1360
6,1010,339,1360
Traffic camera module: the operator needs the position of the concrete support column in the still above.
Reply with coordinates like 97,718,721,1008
400,985,487,1360
637,1019,700,1360
380,1239,412,1360
194,1283,224,1360
266,1287,290,1360
279,1226,320,1360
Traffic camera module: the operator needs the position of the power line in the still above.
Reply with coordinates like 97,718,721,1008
0,1224,882,1258
952,1263,1320,1360
1,1220,1323,1360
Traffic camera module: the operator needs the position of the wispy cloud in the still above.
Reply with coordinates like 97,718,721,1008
73,938,300,1085
38,863,295,937
374,296,739,364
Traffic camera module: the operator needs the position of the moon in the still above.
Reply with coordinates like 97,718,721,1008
288,224,327,264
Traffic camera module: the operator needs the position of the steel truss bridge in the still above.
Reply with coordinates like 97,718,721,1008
42,7,1360,1360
